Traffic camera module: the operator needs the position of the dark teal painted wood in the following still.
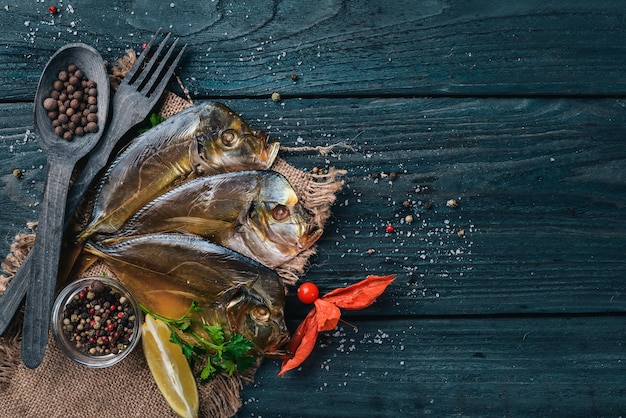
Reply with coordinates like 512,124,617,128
1,1,626,99
238,317,626,417
0,1,625,416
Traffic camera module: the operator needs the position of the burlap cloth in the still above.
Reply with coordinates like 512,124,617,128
0,50,345,418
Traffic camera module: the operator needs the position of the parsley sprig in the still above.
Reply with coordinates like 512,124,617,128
137,113,166,134
141,301,256,382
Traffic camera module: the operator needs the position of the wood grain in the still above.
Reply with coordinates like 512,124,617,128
239,316,626,417
1,1,626,99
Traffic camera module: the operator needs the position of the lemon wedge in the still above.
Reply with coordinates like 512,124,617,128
142,314,199,418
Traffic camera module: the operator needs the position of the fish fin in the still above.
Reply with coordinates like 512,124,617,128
83,240,106,259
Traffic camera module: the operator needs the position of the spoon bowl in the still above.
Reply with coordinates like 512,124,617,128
33,43,110,157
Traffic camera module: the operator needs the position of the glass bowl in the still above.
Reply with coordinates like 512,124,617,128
52,276,142,368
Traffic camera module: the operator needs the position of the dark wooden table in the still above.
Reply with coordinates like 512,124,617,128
1,1,625,416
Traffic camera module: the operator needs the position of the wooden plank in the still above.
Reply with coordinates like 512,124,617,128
1,98,624,316
1,1,626,99
238,316,626,417
0,103,44,233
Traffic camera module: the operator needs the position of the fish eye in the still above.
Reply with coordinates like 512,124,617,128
251,306,271,322
220,129,238,147
271,204,290,221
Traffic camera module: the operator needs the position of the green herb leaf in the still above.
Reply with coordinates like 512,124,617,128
225,333,255,357
140,301,257,383
169,331,185,346
189,300,203,313
220,358,238,376
137,112,166,134
150,113,165,127
172,317,192,331
200,361,216,381
204,324,225,346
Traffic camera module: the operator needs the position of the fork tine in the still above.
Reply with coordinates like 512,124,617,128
147,43,187,99
143,39,185,96
123,28,162,84
133,32,172,88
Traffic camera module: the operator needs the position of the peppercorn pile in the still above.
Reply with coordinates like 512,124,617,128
43,63,99,141
60,279,136,356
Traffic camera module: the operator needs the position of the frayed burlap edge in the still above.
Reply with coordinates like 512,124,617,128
108,48,136,91
0,231,30,391
0,319,20,392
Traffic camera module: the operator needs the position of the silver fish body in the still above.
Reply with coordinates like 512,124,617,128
102,170,321,268
77,101,279,242
84,234,289,356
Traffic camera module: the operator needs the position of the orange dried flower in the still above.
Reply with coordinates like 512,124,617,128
279,275,395,376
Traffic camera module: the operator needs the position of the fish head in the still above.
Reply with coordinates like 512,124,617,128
226,285,290,358
239,173,323,267
196,102,280,173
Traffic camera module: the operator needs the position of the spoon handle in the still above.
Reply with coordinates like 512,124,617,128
20,160,74,368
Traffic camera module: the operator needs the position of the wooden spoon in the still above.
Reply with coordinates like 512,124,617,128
4,43,109,368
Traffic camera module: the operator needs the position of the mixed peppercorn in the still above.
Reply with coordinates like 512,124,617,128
60,279,136,357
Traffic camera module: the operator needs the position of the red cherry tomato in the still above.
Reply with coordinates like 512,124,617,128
297,282,319,304
385,224,395,233
49,5,58,15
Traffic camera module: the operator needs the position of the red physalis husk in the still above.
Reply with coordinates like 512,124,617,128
322,275,397,310
279,275,395,376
